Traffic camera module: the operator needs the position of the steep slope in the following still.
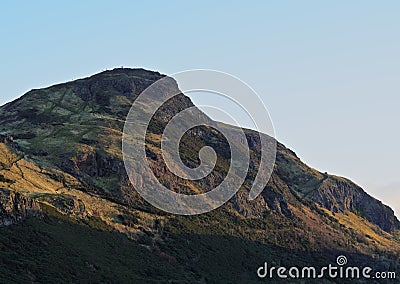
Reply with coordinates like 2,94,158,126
0,68,399,282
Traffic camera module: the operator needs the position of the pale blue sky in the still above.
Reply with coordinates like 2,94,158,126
1,1,399,216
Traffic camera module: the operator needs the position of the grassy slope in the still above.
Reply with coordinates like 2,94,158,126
2,214,397,284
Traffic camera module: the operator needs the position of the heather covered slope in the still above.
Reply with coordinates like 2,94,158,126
0,68,399,282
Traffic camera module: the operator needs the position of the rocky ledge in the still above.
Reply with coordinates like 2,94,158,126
0,188,42,226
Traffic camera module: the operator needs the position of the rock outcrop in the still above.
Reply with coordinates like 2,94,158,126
309,176,400,232
0,188,42,226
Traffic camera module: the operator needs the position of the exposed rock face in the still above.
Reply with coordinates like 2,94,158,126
0,188,42,226
244,131,400,232
309,177,400,232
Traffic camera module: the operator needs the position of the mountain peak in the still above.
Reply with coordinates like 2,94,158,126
1,68,190,123
94,67,164,78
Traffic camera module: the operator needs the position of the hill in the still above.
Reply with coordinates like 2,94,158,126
0,68,399,283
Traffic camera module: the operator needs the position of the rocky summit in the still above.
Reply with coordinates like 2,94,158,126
0,68,399,283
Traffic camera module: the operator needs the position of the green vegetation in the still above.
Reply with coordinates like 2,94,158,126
2,215,395,284
0,217,197,284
